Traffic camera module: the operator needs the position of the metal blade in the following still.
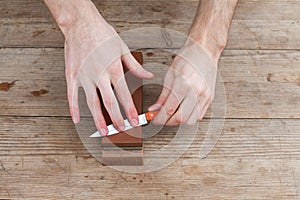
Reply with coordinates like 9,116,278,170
89,113,148,138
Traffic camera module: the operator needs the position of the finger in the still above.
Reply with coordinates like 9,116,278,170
65,42,81,124
186,97,210,125
122,53,153,79
166,90,198,126
66,78,80,124
148,69,175,112
83,84,109,136
111,70,139,127
198,92,212,121
152,78,187,125
98,78,125,132
198,101,210,121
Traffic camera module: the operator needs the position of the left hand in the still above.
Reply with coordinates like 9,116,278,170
148,42,218,126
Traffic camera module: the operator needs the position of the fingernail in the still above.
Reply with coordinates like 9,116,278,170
148,104,162,111
119,126,125,131
100,128,107,136
131,119,139,127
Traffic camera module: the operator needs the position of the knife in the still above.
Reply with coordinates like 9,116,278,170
89,111,158,137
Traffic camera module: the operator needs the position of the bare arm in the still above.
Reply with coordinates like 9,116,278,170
189,0,238,63
149,0,238,125
43,0,81,32
44,0,116,43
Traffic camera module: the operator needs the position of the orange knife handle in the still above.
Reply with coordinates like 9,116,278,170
145,111,159,121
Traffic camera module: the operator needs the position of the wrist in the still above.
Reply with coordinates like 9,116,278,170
187,0,237,64
189,33,226,63
47,0,107,38
188,6,228,63
60,4,117,46
57,1,100,35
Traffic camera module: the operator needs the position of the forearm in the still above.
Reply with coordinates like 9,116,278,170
44,0,107,37
189,0,238,63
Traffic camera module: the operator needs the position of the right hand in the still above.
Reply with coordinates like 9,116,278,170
63,10,153,136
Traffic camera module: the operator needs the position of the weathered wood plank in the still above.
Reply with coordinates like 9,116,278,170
0,48,299,118
0,115,300,199
0,155,299,199
1,1,299,199
0,116,85,156
0,0,300,49
3,0,300,21
0,117,299,160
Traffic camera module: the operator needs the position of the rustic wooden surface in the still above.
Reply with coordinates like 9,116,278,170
0,0,300,199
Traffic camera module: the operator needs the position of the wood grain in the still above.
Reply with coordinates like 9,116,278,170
1,0,300,49
0,0,300,199
101,149,143,166
1,154,299,199
0,117,299,159
1,115,298,198
0,48,299,118
0,154,299,199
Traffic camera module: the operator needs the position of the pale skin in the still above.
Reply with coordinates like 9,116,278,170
44,0,238,136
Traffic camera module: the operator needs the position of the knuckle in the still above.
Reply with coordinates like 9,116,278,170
110,70,122,78
87,100,98,113
98,119,107,126
196,85,207,96
175,111,187,124
118,92,131,103
97,79,107,88
87,98,96,107
67,69,79,80
204,90,213,102
109,65,122,77
166,108,176,115
96,119,106,128
127,106,138,118
114,119,124,127
111,112,124,125
103,98,113,108
175,117,184,124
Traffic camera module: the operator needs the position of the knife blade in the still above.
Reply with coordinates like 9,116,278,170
89,111,158,138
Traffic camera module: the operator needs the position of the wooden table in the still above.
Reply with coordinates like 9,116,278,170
0,0,300,199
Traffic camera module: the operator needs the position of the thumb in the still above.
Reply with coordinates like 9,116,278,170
148,69,175,111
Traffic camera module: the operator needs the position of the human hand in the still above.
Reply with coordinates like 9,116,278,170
63,10,153,136
148,40,217,126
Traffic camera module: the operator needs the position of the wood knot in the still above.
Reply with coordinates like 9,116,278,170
30,89,49,96
0,80,17,91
